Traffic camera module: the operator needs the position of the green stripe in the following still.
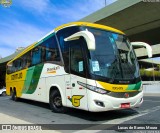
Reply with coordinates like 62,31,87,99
23,64,44,94
126,81,142,91
35,33,54,47
22,67,35,93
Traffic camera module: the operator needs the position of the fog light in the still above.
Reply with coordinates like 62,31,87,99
94,100,105,107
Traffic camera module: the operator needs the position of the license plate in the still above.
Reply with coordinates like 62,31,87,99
121,103,130,108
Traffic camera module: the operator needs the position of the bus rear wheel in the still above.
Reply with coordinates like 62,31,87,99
49,90,66,113
11,89,18,101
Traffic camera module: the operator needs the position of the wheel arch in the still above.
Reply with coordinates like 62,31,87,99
49,85,66,106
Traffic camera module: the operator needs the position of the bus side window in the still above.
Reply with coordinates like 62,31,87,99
22,51,31,68
14,61,17,72
41,35,61,62
7,63,13,74
32,46,42,65
41,47,46,62
18,59,22,71
47,51,56,61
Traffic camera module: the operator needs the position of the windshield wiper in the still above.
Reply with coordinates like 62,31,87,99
123,62,135,79
110,58,121,82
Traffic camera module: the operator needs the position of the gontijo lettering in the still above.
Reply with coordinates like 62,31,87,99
11,72,22,80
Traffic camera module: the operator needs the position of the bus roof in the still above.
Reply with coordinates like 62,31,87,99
55,22,125,35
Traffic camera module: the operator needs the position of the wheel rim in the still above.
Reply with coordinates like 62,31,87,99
53,96,62,108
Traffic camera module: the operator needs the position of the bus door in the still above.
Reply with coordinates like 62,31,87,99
66,39,88,110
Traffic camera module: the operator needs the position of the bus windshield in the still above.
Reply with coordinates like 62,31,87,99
87,27,140,81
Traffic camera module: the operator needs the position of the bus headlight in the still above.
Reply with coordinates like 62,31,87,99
86,84,109,94
77,81,110,94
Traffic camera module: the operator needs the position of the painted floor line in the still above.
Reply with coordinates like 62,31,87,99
73,106,160,133
144,100,160,103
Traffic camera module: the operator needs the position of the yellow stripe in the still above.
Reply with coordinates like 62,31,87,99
55,22,125,35
47,71,56,74
97,81,135,92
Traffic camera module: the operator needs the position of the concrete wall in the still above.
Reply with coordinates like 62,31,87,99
135,44,160,59
142,81,160,94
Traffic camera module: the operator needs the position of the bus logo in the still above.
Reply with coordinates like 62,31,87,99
124,93,129,98
68,95,84,107
47,66,60,74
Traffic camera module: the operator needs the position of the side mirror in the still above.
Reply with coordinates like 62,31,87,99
131,42,152,58
64,30,95,50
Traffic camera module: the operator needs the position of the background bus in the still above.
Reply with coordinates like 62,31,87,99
6,22,152,113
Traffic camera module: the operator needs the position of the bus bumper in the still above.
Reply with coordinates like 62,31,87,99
87,90,143,112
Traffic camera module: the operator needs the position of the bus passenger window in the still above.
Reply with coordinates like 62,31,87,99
21,51,31,68
48,51,56,61
41,35,61,62
7,63,13,74
32,46,41,65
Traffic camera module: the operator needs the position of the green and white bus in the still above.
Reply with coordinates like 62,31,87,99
6,22,152,112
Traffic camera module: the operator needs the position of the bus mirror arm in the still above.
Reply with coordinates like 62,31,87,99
64,31,96,50
131,42,152,58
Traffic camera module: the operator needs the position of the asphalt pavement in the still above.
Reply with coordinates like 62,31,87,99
0,95,160,132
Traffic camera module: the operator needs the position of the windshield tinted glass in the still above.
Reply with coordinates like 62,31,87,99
87,27,140,81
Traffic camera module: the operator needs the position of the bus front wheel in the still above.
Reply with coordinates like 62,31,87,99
49,90,66,113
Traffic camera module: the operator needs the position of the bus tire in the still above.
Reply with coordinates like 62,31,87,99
11,89,18,101
49,90,66,113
